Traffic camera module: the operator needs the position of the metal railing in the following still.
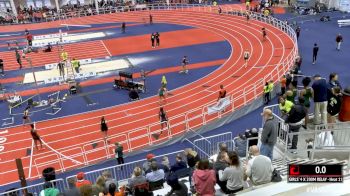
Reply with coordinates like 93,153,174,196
0,178,66,196
193,132,233,158
0,3,298,187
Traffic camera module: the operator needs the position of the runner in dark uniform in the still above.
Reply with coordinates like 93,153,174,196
149,14,153,25
100,116,109,144
151,33,155,48
121,22,126,33
23,106,31,126
262,27,267,41
30,123,43,150
159,107,168,135
15,49,22,69
155,32,160,47
217,85,226,101
180,56,189,74
158,86,167,105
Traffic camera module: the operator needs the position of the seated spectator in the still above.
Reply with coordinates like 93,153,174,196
75,172,92,188
219,142,228,153
145,160,169,174
170,154,187,173
40,182,59,196
219,151,244,194
92,176,105,195
162,156,170,170
192,159,216,195
234,133,247,157
245,128,259,147
142,153,155,172
127,167,147,191
146,161,165,182
214,151,229,193
165,174,188,196
106,183,125,196
79,184,92,196
244,145,274,185
102,170,118,192
63,178,80,196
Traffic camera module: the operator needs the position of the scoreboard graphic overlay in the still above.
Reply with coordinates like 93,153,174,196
288,164,343,183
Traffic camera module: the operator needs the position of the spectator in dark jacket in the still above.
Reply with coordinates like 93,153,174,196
234,134,247,157
245,128,258,147
170,154,187,173
328,73,342,99
286,97,306,151
327,87,342,124
184,148,200,186
312,74,328,125
213,151,229,193
260,109,277,160
165,174,188,196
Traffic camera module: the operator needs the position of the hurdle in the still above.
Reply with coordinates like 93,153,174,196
46,91,63,115
338,19,350,27
2,117,14,126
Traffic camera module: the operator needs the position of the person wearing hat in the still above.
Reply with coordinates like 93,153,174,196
260,109,277,160
40,182,59,196
75,172,92,188
312,74,328,125
165,174,188,196
142,153,155,172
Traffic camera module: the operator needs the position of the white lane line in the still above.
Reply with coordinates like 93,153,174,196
100,40,112,57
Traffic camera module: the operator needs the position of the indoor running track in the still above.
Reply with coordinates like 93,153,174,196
0,7,296,186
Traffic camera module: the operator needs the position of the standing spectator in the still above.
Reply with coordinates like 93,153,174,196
114,142,124,165
260,109,277,160
121,22,126,33
155,32,160,47
328,73,342,97
184,148,200,185
217,84,226,102
295,55,302,70
263,82,270,105
219,151,244,194
192,159,216,196
103,170,119,192
40,182,59,196
295,26,301,40
15,49,22,69
143,153,156,172
300,77,313,128
75,172,92,188
100,116,108,144
63,178,80,196
151,33,155,48
286,97,306,152
335,33,343,51
92,176,105,195
0,59,4,76
57,62,65,78
161,156,170,170
214,151,229,193
165,174,188,196
312,43,319,64
170,154,187,173
327,87,342,124
180,56,189,74
312,74,328,125
244,146,274,185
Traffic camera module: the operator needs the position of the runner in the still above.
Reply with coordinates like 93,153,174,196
121,22,126,33
161,75,167,88
15,49,22,69
158,86,167,105
23,106,31,126
100,116,109,144
151,33,155,48
149,14,153,25
246,12,250,24
243,50,250,67
155,32,160,47
180,56,189,74
262,27,267,41
159,107,168,135
30,123,44,151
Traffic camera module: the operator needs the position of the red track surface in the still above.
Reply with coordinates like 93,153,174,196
0,8,296,186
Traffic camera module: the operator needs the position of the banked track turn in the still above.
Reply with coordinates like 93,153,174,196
0,6,297,186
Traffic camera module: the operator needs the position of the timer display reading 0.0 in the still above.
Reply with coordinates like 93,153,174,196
288,164,343,183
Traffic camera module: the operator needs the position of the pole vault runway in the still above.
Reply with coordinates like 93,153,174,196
0,6,297,186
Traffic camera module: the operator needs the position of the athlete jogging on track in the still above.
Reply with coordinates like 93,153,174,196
159,107,168,135
244,50,250,67
30,123,44,151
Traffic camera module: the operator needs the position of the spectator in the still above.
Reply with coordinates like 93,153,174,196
127,167,147,191
106,183,125,196
312,74,328,125
129,88,139,101
102,170,118,192
142,153,155,172
335,33,343,51
286,97,306,152
245,128,259,147
219,151,244,194
92,176,105,195
234,133,247,157
280,75,287,95
214,151,229,193
114,142,124,166
184,148,200,185
145,161,165,182
63,178,80,196
165,174,188,196
170,154,187,173
162,156,170,170
218,142,228,153
192,159,216,196
328,73,342,99
286,80,298,103
145,159,169,174
40,182,60,196
260,109,277,160
75,172,92,188
279,96,294,117
244,145,274,185
0,59,4,76
327,86,342,124
300,77,313,128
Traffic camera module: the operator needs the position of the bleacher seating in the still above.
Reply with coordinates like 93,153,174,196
338,19,350,27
